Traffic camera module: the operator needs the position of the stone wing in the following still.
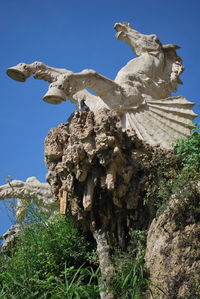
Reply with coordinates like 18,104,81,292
121,96,197,149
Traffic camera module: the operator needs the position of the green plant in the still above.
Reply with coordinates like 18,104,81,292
144,127,200,216
174,124,200,171
49,265,100,298
0,206,99,298
113,230,148,299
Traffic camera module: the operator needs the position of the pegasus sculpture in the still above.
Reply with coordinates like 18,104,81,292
7,22,197,148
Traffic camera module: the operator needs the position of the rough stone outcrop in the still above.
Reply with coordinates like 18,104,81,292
44,109,200,298
45,109,152,246
45,109,154,299
145,195,200,299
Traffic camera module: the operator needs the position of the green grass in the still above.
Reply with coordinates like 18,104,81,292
0,208,99,298
113,230,148,299
174,124,200,171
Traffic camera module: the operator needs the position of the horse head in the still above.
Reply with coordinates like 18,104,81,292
114,22,162,56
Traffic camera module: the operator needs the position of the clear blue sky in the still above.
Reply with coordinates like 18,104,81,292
1,0,200,236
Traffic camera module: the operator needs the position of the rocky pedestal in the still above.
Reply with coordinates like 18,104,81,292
44,110,153,243
44,109,200,299
45,109,153,298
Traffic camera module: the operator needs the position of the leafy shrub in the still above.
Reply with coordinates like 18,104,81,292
144,126,200,215
174,125,200,171
0,208,99,298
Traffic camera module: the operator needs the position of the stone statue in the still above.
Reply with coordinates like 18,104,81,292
7,22,197,149
0,177,56,222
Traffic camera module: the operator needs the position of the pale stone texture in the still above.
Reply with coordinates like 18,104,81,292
0,177,57,222
44,110,152,243
1,224,21,253
145,196,200,299
6,22,197,149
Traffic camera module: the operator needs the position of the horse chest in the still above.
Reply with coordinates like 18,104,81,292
115,54,162,84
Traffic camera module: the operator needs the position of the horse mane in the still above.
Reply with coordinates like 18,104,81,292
162,44,184,89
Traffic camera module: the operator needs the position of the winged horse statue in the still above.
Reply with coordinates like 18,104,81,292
7,22,197,149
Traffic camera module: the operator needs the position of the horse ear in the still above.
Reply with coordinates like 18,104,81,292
162,44,181,50
177,78,183,84
174,45,181,49
149,34,157,39
149,34,162,47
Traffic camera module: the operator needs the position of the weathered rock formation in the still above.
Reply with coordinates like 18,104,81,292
45,109,155,298
145,194,200,299
45,110,152,242
44,109,200,299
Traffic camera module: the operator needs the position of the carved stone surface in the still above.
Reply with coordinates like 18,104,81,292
1,224,21,253
6,22,197,149
0,177,56,222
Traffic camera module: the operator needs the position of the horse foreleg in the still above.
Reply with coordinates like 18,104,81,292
44,69,124,108
7,61,75,104
7,61,71,84
7,63,124,108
